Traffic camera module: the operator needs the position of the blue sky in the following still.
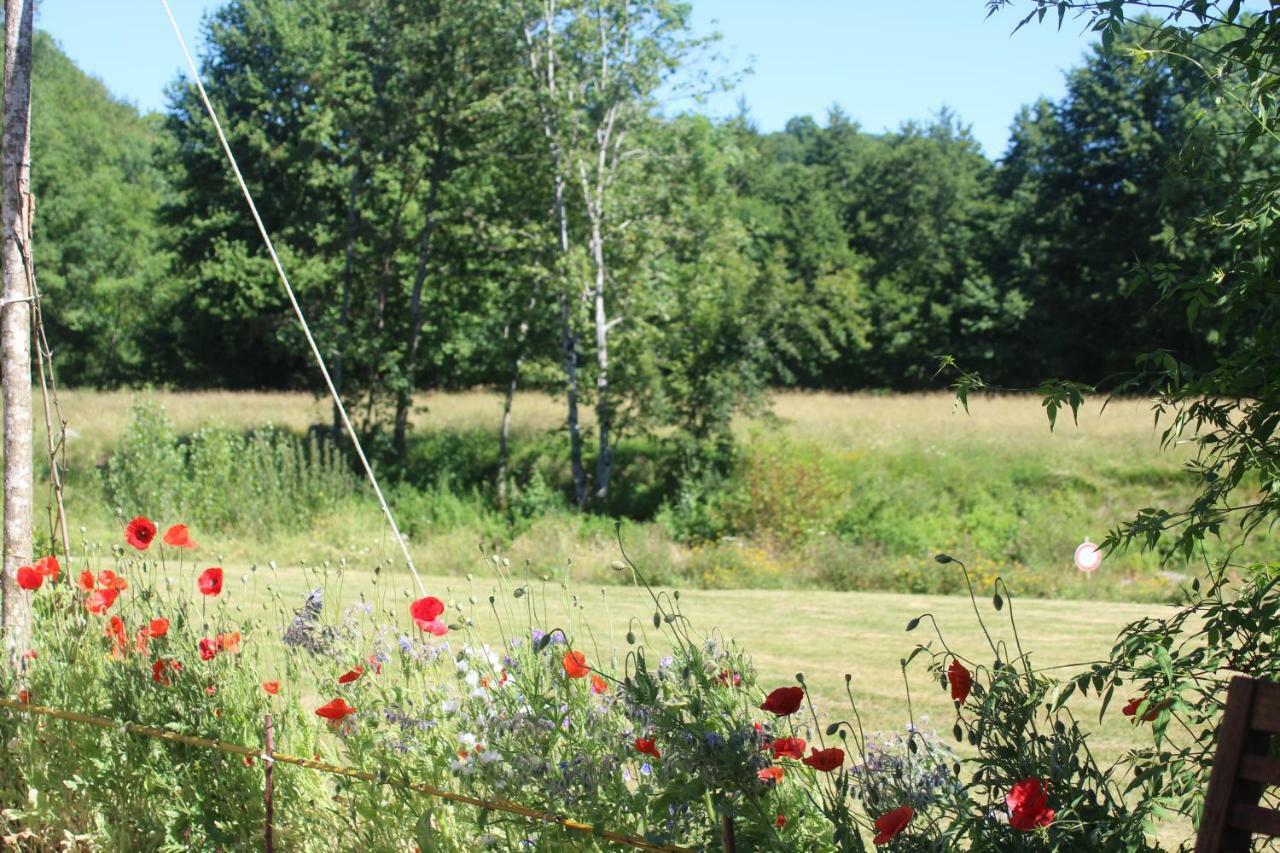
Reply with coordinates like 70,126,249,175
37,0,1100,158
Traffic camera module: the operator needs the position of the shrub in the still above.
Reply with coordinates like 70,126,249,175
712,438,842,545
102,400,360,536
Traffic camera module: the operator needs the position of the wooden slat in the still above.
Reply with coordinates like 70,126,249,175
1229,804,1280,838
1239,754,1280,785
1250,685,1280,734
1197,677,1260,853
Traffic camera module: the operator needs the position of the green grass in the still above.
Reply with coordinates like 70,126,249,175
39,388,1236,603
25,388,1213,844
221,557,1189,846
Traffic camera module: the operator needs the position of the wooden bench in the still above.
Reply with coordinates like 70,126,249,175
1197,676,1280,851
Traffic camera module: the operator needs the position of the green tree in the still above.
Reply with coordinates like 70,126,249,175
846,111,1013,387
160,0,520,445
728,110,868,388
159,0,346,389
991,23,1259,386
29,32,168,386
517,0,706,505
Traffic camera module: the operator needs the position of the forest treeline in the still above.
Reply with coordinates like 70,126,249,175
28,1,1275,497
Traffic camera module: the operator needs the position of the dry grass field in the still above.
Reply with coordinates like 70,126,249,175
49,387,1176,457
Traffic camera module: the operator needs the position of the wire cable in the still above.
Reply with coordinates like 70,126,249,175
158,0,425,596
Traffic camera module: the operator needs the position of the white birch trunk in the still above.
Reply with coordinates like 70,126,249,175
1,0,35,668
524,4,587,506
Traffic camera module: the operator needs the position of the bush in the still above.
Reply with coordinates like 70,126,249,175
102,400,361,536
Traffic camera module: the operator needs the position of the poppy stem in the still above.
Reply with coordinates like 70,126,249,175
263,713,275,853
721,809,736,853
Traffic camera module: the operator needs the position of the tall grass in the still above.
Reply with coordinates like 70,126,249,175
35,389,1235,602
101,401,361,536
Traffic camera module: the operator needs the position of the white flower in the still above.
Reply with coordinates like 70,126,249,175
458,732,477,749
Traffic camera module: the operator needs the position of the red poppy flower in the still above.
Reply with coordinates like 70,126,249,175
775,814,786,829
262,681,280,695
717,669,742,687
1122,696,1166,723
367,654,383,675
77,570,94,591
948,659,972,705
197,567,223,596
563,650,589,678
16,566,41,591
1006,778,1055,831
22,649,36,660
760,686,805,716
590,674,608,694
409,595,447,635
85,587,119,614
217,632,241,653
198,637,218,661
771,737,807,760
97,569,127,591
147,618,169,638
205,684,218,696
18,689,29,704
106,615,127,646
125,516,157,550
33,555,59,579
134,630,149,656
758,766,784,783
873,805,914,845
316,697,356,720
338,666,364,685
152,658,181,686
802,746,844,772
163,524,196,549
634,738,661,759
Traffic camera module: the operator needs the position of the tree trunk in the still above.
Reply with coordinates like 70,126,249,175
556,171,587,508
497,360,519,510
589,215,612,503
1,0,35,669
524,6,586,508
497,294,537,508
394,144,447,456
334,154,361,444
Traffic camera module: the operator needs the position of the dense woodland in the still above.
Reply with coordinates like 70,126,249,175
27,1,1276,499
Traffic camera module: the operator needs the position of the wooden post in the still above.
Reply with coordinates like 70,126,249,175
263,713,275,852
721,811,735,853
1,0,35,670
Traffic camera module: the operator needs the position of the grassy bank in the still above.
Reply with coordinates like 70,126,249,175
39,389,1239,602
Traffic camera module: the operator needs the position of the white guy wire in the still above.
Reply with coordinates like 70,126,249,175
159,0,426,597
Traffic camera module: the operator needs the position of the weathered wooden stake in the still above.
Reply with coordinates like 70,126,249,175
264,713,275,852
721,811,736,853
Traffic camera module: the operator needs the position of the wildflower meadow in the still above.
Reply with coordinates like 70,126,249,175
0,511,1232,850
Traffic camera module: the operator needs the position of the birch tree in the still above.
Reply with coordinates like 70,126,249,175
520,0,695,504
1,0,35,667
